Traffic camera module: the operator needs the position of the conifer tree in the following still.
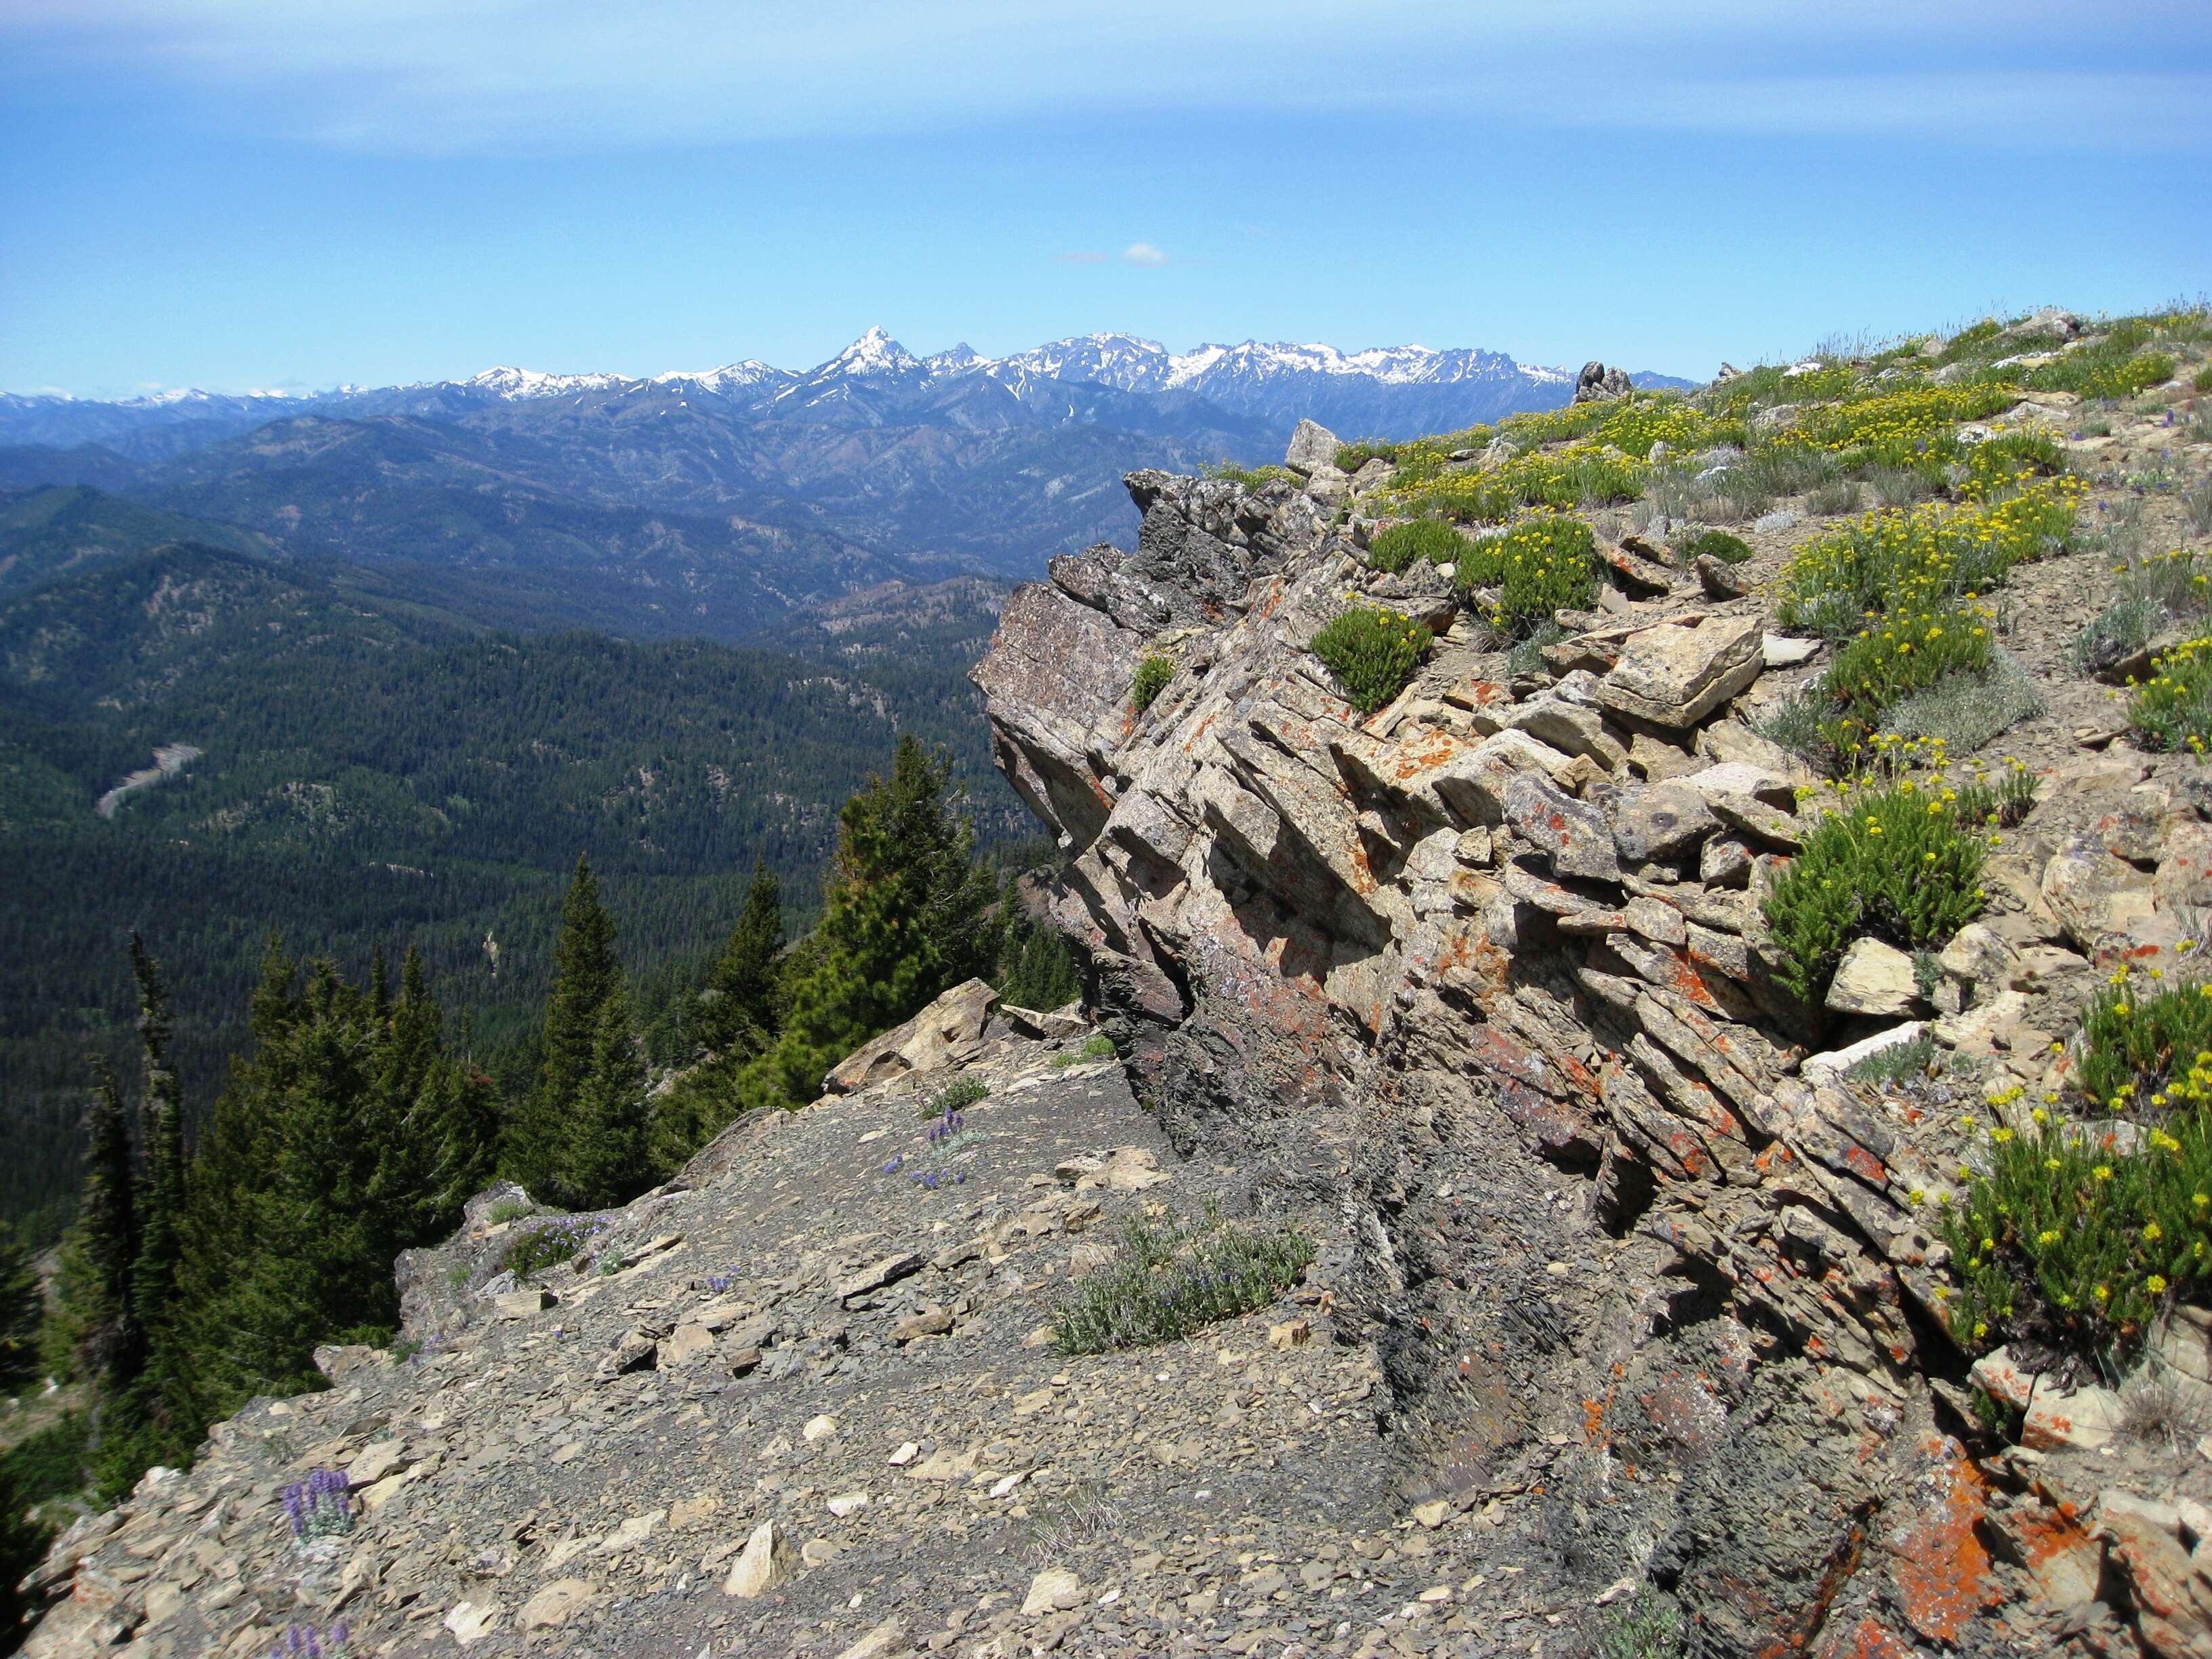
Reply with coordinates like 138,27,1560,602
699,861,783,1057
741,737,989,1110
565,982,652,1207
126,935,184,1338
98,938,199,1493
506,855,623,1198
0,1218,40,1394
47,1060,140,1391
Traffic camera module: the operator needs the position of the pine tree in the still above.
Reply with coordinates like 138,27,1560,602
127,935,184,1341
506,855,623,1200
0,1218,40,1394
699,861,783,1057
566,982,652,1208
99,936,199,1491
742,738,989,1111
47,1061,140,1391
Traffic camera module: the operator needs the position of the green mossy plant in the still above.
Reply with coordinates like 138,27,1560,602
1365,519,1469,574
1452,514,1597,636
1309,605,1433,714
2130,634,2212,756
1679,528,1753,566
1130,655,1175,714
1761,762,2028,1004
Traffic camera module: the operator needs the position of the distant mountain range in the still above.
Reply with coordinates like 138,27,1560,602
0,330,1688,644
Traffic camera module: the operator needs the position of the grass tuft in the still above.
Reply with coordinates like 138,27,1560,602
1050,1208,1314,1355
1130,655,1175,714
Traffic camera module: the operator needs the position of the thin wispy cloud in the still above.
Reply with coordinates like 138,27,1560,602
4,1,2205,155
1122,243,1168,268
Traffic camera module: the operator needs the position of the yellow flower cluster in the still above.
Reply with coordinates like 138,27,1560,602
1766,382,2022,460
1778,474,2082,639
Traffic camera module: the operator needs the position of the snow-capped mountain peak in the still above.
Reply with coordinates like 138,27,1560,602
650,361,794,395
815,327,920,379
464,366,632,401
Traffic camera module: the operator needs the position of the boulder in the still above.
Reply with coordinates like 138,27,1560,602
1597,615,1765,729
2039,837,2155,958
1825,938,1921,1017
1283,418,1341,475
1801,1022,1927,1084
1572,362,1633,403
1681,762,1797,811
724,1518,796,1598
824,979,1000,1093
1695,554,1747,599
1605,783,1722,865
1502,773,1624,884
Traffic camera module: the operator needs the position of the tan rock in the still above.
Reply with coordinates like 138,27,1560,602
834,1617,914,1659
1268,1319,1311,1351
344,1438,408,1488
1023,1568,1086,1616
803,1414,839,1442
823,979,1000,1093
661,1322,716,1366
520,1578,594,1631
443,1601,502,1644
724,1519,796,1598
1824,938,1921,1017
1596,615,1764,729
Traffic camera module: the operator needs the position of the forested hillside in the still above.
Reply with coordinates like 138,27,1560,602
0,535,1019,1237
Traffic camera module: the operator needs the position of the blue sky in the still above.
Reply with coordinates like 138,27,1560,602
3,1,2207,398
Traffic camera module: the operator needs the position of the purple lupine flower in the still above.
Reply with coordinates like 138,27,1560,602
884,1155,902,1174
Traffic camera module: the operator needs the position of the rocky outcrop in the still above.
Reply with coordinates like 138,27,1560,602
972,450,2212,1656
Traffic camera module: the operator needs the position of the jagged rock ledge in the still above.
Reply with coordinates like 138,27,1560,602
970,437,2212,1658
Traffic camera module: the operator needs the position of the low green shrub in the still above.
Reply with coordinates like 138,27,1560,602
1454,514,1598,636
1310,604,1433,714
500,1214,603,1279
2027,348,2175,401
1391,442,1643,525
1204,462,1299,489
1761,767,2020,1002
1846,1031,1940,1086
1334,440,1397,472
1940,1101,2212,1354
2129,634,2212,756
2081,970,2212,1113
1679,528,1753,566
1366,519,1469,574
1051,1032,1115,1067
1878,649,2044,755
1777,477,2080,642
1130,655,1174,714
1597,1588,1686,1659
2195,365,2212,394
1818,600,1999,760
920,1076,989,1118
487,1197,535,1225
1963,432,2064,495
1050,1208,1315,1354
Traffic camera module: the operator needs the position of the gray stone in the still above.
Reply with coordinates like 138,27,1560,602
1761,634,1819,668
1502,773,1623,884
1283,418,1341,474
1605,783,1721,865
1572,361,1633,403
